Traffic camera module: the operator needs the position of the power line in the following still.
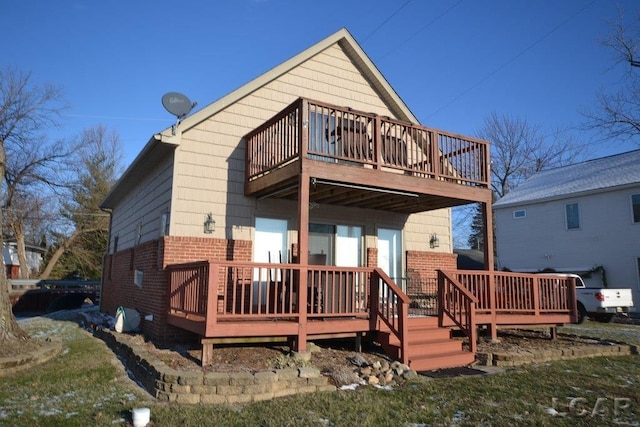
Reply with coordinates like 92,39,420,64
362,1,412,43
379,0,464,60
424,0,599,121
63,113,166,122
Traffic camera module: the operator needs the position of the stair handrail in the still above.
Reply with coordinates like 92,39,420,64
437,270,479,353
371,268,410,364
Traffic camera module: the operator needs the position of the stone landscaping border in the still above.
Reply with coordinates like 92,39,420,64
0,339,63,377
93,328,336,404
476,339,637,367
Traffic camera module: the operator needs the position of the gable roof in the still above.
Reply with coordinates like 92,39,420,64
102,28,418,208
493,149,640,208
181,28,418,132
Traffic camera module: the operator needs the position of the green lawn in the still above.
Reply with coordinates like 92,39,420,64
1,313,637,426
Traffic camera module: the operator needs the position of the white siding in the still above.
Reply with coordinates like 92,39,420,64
108,156,174,251
495,185,640,310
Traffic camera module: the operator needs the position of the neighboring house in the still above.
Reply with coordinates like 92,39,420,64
2,240,45,279
100,29,571,371
493,149,640,310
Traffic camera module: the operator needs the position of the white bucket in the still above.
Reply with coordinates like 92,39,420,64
132,407,151,427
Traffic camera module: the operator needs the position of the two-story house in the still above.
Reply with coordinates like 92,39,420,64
100,29,575,371
493,149,640,310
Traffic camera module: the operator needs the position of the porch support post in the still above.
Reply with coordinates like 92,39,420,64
482,198,498,340
482,199,494,271
295,108,310,354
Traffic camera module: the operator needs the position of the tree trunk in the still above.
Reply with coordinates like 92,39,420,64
39,230,81,279
16,232,29,278
0,138,28,341
0,268,27,341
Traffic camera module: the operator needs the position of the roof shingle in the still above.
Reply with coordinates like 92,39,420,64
493,149,640,208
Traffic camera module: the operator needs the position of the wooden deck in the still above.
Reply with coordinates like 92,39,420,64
167,262,578,371
244,98,491,214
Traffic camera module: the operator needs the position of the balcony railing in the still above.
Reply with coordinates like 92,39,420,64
245,98,489,188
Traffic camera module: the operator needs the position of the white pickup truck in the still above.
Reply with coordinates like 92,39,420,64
540,273,634,323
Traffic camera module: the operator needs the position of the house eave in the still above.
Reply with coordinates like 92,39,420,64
100,131,179,208
493,181,640,210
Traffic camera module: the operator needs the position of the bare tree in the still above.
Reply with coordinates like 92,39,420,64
0,66,67,341
40,125,122,279
586,9,640,143
478,112,585,199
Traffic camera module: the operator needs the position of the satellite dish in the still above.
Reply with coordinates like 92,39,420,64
161,92,196,118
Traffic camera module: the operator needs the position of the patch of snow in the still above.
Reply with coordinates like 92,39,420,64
545,407,567,417
339,383,360,391
451,410,466,423
39,408,62,417
123,393,137,401
66,412,78,419
373,384,393,391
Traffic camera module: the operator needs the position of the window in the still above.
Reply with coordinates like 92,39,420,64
309,223,362,266
632,194,640,223
160,212,170,236
513,209,526,219
565,203,580,229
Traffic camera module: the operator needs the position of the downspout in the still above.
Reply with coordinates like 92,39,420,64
99,206,113,313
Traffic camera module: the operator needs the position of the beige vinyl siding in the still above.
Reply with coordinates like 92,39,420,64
405,209,452,252
171,42,447,254
109,155,174,251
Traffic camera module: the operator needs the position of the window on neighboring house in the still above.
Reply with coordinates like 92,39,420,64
632,194,640,223
160,211,170,236
113,235,119,253
513,209,526,219
565,203,580,229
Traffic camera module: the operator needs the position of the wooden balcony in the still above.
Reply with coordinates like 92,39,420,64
244,98,491,213
166,262,577,371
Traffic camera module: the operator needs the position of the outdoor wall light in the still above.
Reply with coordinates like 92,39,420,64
204,213,215,233
429,233,440,248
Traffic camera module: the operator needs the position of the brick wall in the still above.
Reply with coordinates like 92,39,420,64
366,248,377,268
405,251,458,294
101,236,253,342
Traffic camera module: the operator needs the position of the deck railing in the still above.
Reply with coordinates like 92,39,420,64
437,270,478,353
168,263,577,359
168,261,372,322
449,270,577,316
371,268,410,364
245,98,489,188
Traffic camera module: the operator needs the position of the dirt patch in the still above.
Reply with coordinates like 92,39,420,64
118,333,392,376
111,327,624,375
0,337,46,359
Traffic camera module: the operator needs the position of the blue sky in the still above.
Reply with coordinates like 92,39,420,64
2,0,639,168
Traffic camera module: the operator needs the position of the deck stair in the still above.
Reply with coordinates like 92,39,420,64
377,316,475,372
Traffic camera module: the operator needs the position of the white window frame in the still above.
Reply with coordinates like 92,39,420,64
631,193,640,224
565,202,580,230
513,209,526,219
160,211,170,236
